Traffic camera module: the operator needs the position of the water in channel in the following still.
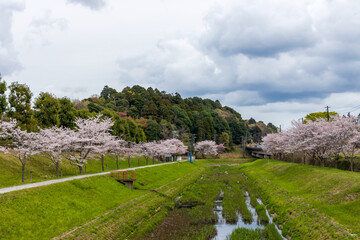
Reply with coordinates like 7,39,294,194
212,190,284,240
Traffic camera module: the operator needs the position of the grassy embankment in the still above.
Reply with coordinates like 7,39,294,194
239,159,360,239
0,152,159,188
0,161,203,240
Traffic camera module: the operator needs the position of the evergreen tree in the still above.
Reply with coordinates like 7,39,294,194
100,85,117,101
34,92,60,128
8,82,36,131
248,117,256,124
0,74,7,119
59,97,76,129
145,119,162,141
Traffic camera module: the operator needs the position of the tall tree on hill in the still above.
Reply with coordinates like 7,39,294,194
8,82,37,131
248,117,256,124
100,85,117,101
172,105,192,130
59,97,76,129
228,118,247,144
218,132,230,147
0,74,7,119
145,119,162,141
212,112,230,137
34,92,60,128
305,111,338,122
267,122,278,133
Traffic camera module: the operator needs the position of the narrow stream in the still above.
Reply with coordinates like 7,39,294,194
256,198,284,238
212,190,285,240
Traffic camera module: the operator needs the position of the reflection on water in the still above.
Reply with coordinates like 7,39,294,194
212,190,284,240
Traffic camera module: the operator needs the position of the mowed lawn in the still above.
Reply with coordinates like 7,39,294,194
239,159,360,239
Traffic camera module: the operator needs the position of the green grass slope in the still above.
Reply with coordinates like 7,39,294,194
239,159,360,239
0,152,159,188
0,162,201,240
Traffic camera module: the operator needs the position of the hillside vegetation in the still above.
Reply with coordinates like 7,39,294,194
0,73,277,148
239,159,360,239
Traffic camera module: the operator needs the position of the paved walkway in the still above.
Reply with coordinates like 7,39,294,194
0,161,182,195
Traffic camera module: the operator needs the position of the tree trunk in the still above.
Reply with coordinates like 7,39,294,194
116,155,119,169
22,163,25,183
321,159,325,167
101,155,104,171
145,156,148,165
79,165,83,174
350,149,355,172
303,154,306,165
334,155,339,169
312,153,315,165
153,158,155,164
56,162,59,178
128,157,131,168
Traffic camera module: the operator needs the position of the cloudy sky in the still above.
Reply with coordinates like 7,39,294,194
1,0,360,128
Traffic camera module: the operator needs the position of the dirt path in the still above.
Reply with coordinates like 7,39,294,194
0,161,184,195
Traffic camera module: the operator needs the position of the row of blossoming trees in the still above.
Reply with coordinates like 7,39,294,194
0,115,224,182
262,115,360,171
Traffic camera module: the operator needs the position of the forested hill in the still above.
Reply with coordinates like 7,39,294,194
0,74,276,146
80,85,276,146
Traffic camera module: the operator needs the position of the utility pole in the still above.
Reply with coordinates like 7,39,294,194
279,125,282,132
189,134,196,163
213,133,216,142
241,136,245,158
242,132,247,158
326,106,330,122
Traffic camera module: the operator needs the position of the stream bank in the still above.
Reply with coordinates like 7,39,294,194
141,165,284,240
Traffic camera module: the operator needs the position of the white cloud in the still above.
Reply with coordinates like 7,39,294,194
117,39,227,94
0,0,25,75
25,9,68,46
202,90,266,106
201,0,317,57
67,0,106,10
2,0,360,129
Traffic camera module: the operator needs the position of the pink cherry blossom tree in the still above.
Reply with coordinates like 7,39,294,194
217,143,226,154
161,138,188,161
123,142,138,167
141,141,159,164
195,140,219,158
108,139,127,169
36,127,68,177
262,115,360,169
0,120,38,182
61,115,114,174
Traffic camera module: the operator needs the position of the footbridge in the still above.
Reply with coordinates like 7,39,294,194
246,145,271,159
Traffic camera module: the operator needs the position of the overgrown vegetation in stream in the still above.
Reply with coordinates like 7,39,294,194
143,164,283,239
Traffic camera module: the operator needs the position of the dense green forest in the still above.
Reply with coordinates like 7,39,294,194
0,74,276,146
